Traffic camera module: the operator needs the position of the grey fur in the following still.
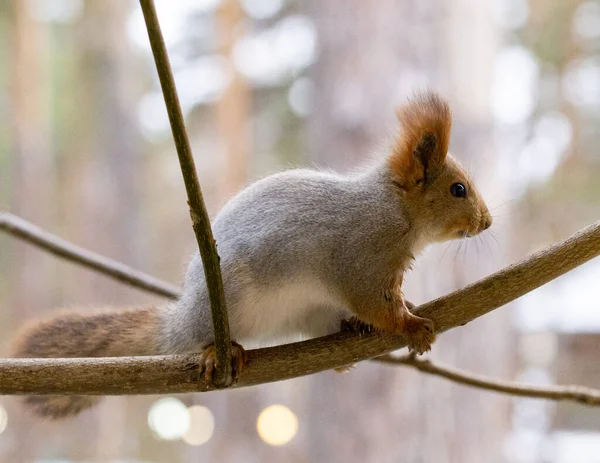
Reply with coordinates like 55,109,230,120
159,162,418,353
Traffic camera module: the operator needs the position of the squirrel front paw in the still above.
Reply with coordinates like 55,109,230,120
402,313,435,355
199,341,248,383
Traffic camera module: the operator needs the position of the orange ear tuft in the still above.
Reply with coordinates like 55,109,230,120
388,91,452,187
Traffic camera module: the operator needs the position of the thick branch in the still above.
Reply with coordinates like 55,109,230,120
139,0,232,384
375,354,600,405
1,220,599,396
0,212,180,299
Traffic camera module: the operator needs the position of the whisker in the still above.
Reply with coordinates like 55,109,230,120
490,211,513,218
439,241,455,264
453,236,464,261
480,233,494,266
488,230,501,252
478,230,501,269
454,230,468,261
485,233,498,269
489,197,519,212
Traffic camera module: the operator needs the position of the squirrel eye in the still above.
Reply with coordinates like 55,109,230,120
450,183,467,198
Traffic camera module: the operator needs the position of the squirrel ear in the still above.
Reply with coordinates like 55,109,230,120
388,91,451,187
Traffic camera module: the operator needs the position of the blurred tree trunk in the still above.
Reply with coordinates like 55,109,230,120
60,0,143,307
4,1,53,461
215,0,251,205
7,0,55,321
306,1,442,170
55,0,145,460
304,1,513,462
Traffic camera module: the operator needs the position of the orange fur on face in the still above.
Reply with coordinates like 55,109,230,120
388,91,452,188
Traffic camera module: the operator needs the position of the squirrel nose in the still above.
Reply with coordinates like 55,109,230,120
482,215,492,231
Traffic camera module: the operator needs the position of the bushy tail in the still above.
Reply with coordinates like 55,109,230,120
12,307,162,419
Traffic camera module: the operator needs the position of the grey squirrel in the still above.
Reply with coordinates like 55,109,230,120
12,91,492,419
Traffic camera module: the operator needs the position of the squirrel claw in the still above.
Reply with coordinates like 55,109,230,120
199,342,248,384
334,317,376,373
340,316,376,336
402,315,436,355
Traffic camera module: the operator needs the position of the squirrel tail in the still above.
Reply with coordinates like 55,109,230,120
12,307,163,419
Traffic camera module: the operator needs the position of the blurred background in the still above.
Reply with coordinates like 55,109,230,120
0,0,599,461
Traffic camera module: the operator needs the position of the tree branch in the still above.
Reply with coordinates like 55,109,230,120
0,212,180,299
5,212,600,405
139,0,232,385
1,220,599,397
375,354,600,405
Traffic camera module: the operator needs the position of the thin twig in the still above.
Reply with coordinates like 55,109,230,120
375,354,600,405
1,220,599,397
139,0,232,385
0,212,180,299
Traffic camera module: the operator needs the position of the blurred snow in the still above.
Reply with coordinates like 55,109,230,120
505,430,600,463
515,262,600,332
544,431,600,463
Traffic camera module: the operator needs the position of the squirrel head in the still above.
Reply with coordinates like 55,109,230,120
388,91,492,244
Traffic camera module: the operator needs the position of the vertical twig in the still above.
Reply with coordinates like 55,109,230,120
139,0,232,385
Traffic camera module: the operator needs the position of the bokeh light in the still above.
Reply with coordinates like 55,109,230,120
288,77,314,117
232,15,317,86
256,404,298,446
489,0,529,30
148,398,190,441
572,1,600,41
242,0,283,20
26,0,83,23
182,405,215,446
562,58,600,109
491,45,539,124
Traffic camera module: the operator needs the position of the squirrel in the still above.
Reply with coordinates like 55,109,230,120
11,90,492,419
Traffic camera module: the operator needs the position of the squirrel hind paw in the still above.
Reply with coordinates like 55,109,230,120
340,317,376,336
199,342,248,384
402,315,436,355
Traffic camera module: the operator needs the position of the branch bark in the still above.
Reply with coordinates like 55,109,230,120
0,212,180,299
375,354,600,405
138,0,232,385
1,220,599,397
